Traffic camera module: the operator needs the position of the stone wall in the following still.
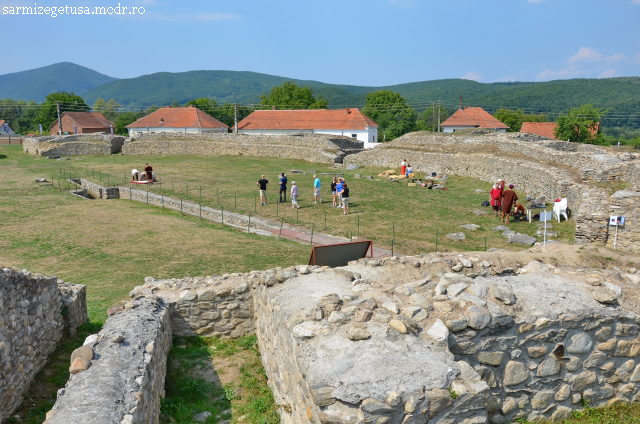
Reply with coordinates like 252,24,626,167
133,275,255,338
0,267,87,424
122,133,349,164
575,187,610,245
46,297,172,424
23,134,125,156
345,147,584,207
606,190,640,252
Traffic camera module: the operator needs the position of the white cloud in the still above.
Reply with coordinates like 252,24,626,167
605,53,627,62
599,69,618,78
461,71,482,82
567,47,604,63
535,66,585,81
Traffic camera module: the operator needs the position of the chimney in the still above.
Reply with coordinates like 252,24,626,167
159,118,164,123
272,106,276,110
346,107,350,115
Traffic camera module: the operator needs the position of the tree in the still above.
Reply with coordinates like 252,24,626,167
493,108,548,132
260,81,328,109
415,105,449,132
114,111,143,136
36,91,90,132
554,103,606,144
93,98,121,122
362,90,416,141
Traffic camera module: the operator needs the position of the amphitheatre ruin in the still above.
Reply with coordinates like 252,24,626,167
3,129,640,424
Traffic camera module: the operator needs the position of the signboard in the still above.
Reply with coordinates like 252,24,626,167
540,211,552,222
308,240,373,268
609,216,625,226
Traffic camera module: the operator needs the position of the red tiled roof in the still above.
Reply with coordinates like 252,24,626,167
0,120,5,127
440,107,510,129
520,122,558,139
236,108,378,130
49,112,114,130
127,106,228,129
521,122,599,140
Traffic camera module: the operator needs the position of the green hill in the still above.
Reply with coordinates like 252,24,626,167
0,62,117,102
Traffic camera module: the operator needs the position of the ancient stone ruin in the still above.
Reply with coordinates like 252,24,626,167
5,252,637,424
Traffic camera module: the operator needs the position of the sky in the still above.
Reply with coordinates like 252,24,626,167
1,0,639,86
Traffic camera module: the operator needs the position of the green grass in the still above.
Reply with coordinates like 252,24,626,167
515,404,640,424
162,336,278,424
4,145,576,259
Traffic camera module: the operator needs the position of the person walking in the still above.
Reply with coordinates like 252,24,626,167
336,177,344,208
331,176,337,206
400,159,407,178
257,174,270,205
340,182,350,215
501,184,518,223
313,174,322,204
290,181,299,209
278,173,288,203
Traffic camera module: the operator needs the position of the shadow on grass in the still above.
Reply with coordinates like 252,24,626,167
0,154,7,159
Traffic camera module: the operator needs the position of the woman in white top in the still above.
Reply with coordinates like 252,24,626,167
290,181,300,209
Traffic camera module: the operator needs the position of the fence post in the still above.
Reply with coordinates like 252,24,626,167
161,185,164,210
357,215,360,236
172,180,174,195
248,213,251,233
221,205,224,226
276,199,279,217
255,194,257,214
130,187,132,200
217,188,219,205
485,237,487,252
99,170,101,181
311,224,314,246
86,165,88,177
199,186,202,219
392,221,395,257
235,192,237,210
93,168,94,178
436,229,438,253
146,184,149,204
180,198,183,215
279,219,283,239
324,211,327,230
296,207,299,224
186,183,188,200
351,231,353,242
107,174,109,185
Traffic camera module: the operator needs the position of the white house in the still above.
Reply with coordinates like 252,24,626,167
235,108,379,148
126,105,228,137
0,120,15,135
440,107,509,133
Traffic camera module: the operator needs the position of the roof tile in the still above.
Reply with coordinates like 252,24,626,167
127,106,228,129
440,107,509,129
520,122,558,139
236,108,377,131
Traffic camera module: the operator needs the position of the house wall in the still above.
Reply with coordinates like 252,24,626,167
128,127,226,137
236,128,377,148
0,124,15,135
442,126,478,133
49,115,111,135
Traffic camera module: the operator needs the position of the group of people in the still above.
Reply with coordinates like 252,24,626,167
131,163,156,183
257,173,351,215
489,179,522,223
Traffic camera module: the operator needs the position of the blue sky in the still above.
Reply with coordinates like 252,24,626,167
1,0,639,85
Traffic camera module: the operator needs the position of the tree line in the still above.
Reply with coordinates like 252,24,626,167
0,82,636,146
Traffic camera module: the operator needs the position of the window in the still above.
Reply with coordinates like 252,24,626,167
351,134,357,138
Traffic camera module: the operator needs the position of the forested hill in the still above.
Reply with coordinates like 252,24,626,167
0,62,117,102
3,62,640,128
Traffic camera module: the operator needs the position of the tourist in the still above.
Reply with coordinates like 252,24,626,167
401,159,407,178
336,177,344,208
291,181,299,209
144,163,153,182
406,164,413,178
313,174,322,204
331,176,337,206
489,183,502,217
131,169,139,181
340,182,350,215
501,184,519,223
257,174,270,205
279,173,287,203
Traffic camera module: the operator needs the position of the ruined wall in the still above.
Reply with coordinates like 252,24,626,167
23,134,125,156
0,267,87,424
135,276,255,338
575,186,610,245
46,297,171,424
607,190,640,253
345,148,583,206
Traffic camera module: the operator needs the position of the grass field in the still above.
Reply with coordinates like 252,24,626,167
9,146,575,258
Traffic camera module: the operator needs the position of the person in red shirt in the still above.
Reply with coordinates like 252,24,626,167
489,183,502,217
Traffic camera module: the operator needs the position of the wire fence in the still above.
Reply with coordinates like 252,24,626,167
49,165,543,255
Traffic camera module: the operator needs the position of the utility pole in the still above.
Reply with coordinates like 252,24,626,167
437,100,441,133
234,103,238,134
56,101,63,135
432,104,435,132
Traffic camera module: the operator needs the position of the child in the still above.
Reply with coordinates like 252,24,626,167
291,181,299,209
336,177,344,208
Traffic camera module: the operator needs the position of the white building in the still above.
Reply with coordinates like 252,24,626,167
440,107,509,133
126,105,228,137
235,108,379,149
0,120,15,135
